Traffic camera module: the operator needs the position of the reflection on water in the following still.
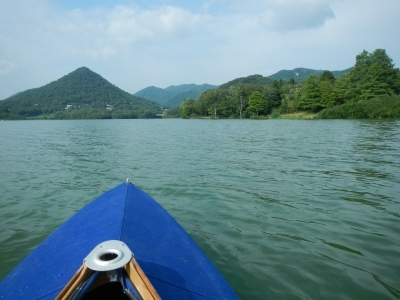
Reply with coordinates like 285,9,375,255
0,119,399,299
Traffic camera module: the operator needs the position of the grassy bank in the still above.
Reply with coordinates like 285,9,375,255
278,112,317,119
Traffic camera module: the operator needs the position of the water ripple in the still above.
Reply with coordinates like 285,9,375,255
1,119,400,300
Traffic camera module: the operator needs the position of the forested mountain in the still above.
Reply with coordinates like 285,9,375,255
0,67,162,119
173,49,400,119
134,84,217,107
218,75,272,90
267,67,352,82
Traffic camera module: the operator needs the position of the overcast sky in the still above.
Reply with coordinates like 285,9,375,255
0,0,399,99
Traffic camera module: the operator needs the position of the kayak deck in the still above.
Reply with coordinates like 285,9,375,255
0,181,238,299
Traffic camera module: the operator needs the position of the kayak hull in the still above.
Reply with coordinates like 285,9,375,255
0,182,238,299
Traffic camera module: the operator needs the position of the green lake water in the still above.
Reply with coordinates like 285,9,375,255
0,119,399,299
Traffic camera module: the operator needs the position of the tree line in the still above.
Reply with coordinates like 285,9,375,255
165,49,400,119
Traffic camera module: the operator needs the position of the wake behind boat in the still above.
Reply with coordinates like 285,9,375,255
0,180,238,299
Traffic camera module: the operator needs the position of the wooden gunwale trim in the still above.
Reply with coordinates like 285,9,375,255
56,257,160,300
124,257,161,300
55,264,93,300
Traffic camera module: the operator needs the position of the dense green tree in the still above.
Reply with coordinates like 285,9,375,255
334,76,350,104
319,71,336,84
347,49,400,101
316,71,337,108
298,75,321,111
180,98,196,119
226,85,249,118
195,89,219,116
319,80,337,108
218,94,236,118
263,85,281,110
247,91,267,116
280,85,302,113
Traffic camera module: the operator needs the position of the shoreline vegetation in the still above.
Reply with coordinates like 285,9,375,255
1,49,399,121
165,49,400,120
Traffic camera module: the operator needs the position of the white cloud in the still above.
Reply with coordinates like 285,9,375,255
258,0,334,31
226,0,334,31
106,6,209,44
106,7,155,45
51,5,210,59
0,0,399,99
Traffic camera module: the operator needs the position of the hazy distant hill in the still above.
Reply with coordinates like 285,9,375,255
135,83,217,107
164,90,207,107
134,86,173,105
267,67,352,82
0,67,162,119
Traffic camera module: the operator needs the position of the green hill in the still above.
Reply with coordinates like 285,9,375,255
218,74,272,90
135,83,217,107
0,67,162,119
267,67,352,82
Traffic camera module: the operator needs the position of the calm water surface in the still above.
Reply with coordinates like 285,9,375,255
0,119,399,299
